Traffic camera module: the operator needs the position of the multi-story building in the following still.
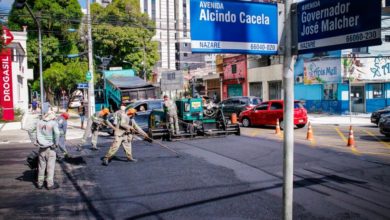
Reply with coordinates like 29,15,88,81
140,0,213,78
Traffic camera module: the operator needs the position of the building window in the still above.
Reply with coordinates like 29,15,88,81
183,53,188,57
231,64,237,74
167,72,176,80
372,83,384,98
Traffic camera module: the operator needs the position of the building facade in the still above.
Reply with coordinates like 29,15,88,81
1,29,33,119
222,55,248,99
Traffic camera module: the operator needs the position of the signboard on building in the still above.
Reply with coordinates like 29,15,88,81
190,0,278,54
0,49,14,120
294,50,341,84
296,0,382,54
2,26,14,46
160,71,184,91
342,55,390,82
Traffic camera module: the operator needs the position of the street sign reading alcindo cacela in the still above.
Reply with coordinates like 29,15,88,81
297,0,382,54
190,0,278,55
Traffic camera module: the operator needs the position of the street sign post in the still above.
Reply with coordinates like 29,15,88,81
190,0,278,54
77,83,89,89
296,0,382,54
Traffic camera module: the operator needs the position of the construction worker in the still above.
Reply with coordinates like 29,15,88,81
80,108,114,150
36,111,60,190
56,112,69,159
163,95,179,134
102,107,150,166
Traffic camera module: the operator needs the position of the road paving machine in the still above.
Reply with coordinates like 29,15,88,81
148,98,240,140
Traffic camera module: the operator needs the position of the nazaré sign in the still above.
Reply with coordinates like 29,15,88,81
297,0,382,54
190,0,278,54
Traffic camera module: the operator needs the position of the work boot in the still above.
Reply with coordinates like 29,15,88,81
127,158,138,163
47,182,60,190
36,183,43,190
91,146,99,151
102,158,109,166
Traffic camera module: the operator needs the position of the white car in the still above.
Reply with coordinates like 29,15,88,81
69,98,82,108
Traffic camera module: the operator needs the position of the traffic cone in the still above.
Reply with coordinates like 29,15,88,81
306,122,314,141
275,118,281,135
347,125,356,148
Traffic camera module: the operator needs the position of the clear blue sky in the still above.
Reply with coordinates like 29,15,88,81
78,0,86,9
0,0,14,13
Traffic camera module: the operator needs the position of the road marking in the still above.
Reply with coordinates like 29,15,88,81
363,130,390,149
334,127,348,143
334,126,361,155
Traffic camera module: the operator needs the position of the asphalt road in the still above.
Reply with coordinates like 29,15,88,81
1,128,390,219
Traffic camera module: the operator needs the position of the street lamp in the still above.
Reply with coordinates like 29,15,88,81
15,0,45,113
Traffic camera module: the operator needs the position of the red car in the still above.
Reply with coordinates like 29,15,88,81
239,100,308,128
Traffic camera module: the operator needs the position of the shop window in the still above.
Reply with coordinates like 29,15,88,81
323,84,337,100
372,83,384,98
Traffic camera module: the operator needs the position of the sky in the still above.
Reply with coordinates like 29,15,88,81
0,0,14,14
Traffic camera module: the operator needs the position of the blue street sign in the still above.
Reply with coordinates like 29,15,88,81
190,0,278,54
77,83,88,89
297,0,382,54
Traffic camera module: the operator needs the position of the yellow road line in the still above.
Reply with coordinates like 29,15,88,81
363,130,390,149
334,126,361,155
334,127,348,143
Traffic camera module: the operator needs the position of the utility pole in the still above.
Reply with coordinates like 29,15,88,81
282,0,294,220
143,44,147,81
87,0,95,117
20,3,44,113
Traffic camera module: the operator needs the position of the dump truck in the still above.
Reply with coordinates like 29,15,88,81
148,98,240,141
95,69,157,112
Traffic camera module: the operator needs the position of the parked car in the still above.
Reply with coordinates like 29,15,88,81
68,96,83,108
371,106,390,125
219,96,261,117
125,99,164,131
101,99,164,135
239,100,308,128
378,114,390,137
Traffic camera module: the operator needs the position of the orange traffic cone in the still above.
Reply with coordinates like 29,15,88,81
275,118,281,135
347,125,356,148
231,113,238,124
306,122,314,141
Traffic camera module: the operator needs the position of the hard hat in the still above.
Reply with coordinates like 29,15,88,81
61,112,69,120
99,108,109,116
127,108,137,116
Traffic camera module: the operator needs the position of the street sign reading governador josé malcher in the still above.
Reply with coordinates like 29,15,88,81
297,0,381,54
190,0,278,55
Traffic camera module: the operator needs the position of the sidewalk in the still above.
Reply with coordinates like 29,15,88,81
0,109,84,144
308,113,372,126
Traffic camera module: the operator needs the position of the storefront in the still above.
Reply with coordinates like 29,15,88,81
294,50,390,114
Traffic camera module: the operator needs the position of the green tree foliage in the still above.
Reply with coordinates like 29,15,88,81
43,61,88,102
91,0,159,79
8,0,84,99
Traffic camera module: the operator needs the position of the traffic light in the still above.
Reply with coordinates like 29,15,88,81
14,0,27,9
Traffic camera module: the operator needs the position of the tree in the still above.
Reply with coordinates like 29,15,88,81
91,0,159,79
8,0,84,102
43,61,88,104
